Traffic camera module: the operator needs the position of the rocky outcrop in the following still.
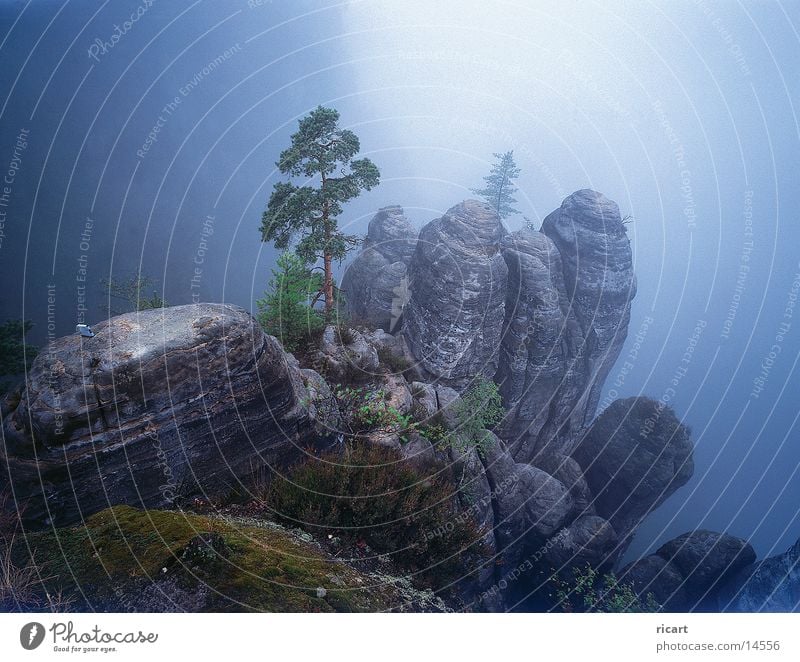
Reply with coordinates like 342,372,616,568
496,229,584,460
341,206,417,331
541,189,637,428
483,438,573,568
313,325,380,383
495,190,635,461
572,397,694,553
656,530,756,601
403,200,508,390
718,537,800,612
620,530,756,611
619,555,688,611
545,514,618,573
0,303,321,528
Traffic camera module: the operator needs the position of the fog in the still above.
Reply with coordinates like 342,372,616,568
1,0,799,562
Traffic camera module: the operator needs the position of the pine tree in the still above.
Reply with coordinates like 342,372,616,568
472,150,521,219
256,251,323,351
260,106,380,319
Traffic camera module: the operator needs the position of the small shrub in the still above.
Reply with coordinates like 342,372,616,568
334,387,415,442
415,410,451,445
551,564,661,613
376,346,410,374
442,377,504,457
264,443,487,588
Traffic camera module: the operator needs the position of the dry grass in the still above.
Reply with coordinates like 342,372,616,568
0,490,72,612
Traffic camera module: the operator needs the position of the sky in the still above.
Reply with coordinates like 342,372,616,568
1,0,799,563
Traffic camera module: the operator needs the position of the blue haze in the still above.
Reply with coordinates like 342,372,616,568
0,0,799,562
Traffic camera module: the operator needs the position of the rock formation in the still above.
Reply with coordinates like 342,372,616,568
0,303,321,527
718,537,800,612
495,190,636,461
619,555,688,611
656,530,756,600
340,206,417,331
483,437,573,569
572,396,694,554
620,530,756,611
495,228,586,461
402,199,508,390
4,191,748,613
540,189,637,425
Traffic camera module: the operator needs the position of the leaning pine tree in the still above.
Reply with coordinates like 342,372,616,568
471,150,521,219
260,106,380,319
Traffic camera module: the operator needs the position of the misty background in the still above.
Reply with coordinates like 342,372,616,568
1,0,799,564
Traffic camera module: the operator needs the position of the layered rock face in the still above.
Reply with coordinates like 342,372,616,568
340,206,417,331
496,228,586,461
496,190,635,460
540,189,637,426
0,304,318,527
572,397,694,552
402,200,508,390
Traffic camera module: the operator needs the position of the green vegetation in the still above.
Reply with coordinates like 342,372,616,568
0,319,37,376
472,150,521,219
441,377,504,457
260,106,380,318
9,505,399,612
317,386,415,442
551,565,661,613
100,273,167,315
264,443,487,588
375,345,410,374
256,251,323,352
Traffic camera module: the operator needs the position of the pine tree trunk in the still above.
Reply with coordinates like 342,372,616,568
323,249,333,319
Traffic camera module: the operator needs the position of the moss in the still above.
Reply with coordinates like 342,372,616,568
13,506,402,612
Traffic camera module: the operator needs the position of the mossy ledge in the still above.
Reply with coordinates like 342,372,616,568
11,505,446,612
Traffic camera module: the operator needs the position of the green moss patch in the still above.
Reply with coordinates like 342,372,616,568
14,505,402,612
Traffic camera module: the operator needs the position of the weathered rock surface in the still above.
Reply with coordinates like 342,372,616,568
533,453,594,519
403,200,508,390
314,325,380,383
483,437,573,568
540,189,637,433
656,530,756,600
619,555,688,611
572,397,694,551
341,206,417,331
545,514,618,573
496,229,585,460
718,537,800,612
0,304,320,527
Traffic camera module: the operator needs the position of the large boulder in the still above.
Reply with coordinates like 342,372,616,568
618,555,689,611
718,537,800,612
483,437,573,568
340,206,417,331
402,200,508,390
655,530,756,601
572,397,694,552
0,303,321,528
544,514,618,573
